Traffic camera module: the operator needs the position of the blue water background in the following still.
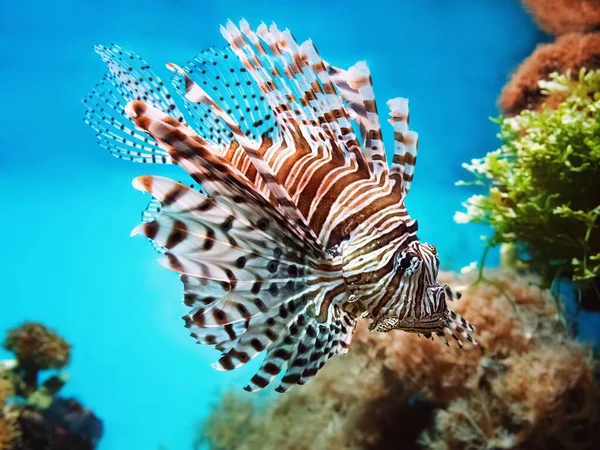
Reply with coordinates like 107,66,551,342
0,1,555,448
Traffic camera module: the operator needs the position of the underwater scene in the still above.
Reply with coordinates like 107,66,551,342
2,0,600,448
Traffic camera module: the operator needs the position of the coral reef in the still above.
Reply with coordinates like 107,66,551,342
198,348,433,450
459,70,600,309
356,270,560,403
0,416,19,450
420,340,598,449
4,321,71,372
521,0,600,35
199,270,599,449
0,322,103,450
499,33,600,116
16,398,104,450
0,378,19,450
1,366,19,450
0,380,13,405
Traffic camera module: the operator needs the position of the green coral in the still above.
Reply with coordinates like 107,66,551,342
456,69,600,299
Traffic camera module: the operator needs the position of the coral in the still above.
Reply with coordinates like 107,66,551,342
0,415,19,450
199,270,592,450
3,322,71,373
1,322,103,449
0,378,18,450
499,33,600,116
16,399,104,450
0,380,13,406
459,70,600,307
420,341,599,449
198,348,433,450
354,270,560,403
521,0,600,35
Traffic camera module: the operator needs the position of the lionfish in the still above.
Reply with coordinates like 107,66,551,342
83,20,476,393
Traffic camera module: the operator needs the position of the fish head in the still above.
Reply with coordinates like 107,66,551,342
368,241,476,346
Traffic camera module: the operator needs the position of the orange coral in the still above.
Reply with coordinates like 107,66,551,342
499,33,600,116
521,0,600,35
495,343,598,448
3,322,71,371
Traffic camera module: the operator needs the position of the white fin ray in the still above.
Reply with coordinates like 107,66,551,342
94,44,185,120
132,176,312,264
127,102,327,259
387,97,418,196
140,68,328,252
221,21,350,164
326,61,388,176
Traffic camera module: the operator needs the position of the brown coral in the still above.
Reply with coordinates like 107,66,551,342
521,0,600,35
0,380,13,407
198,350,423,450
3,322,71,372
499,32,600,116
0,415,19,450
0,379,18,450
420,341,599,450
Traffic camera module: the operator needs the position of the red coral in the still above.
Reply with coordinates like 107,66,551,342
521,0,600,35
499,32,600,116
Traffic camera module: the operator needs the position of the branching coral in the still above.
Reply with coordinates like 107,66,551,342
521,0,600,35
199,270,597,449
459,70,600,308
499,33,600,116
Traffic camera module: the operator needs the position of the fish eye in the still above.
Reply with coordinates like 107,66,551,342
399,258,411,269
395,251,418,273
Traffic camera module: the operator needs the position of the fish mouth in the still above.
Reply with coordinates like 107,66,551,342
367,313,445,333
368,309,477,349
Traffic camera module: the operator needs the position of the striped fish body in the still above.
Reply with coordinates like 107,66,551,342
83,20,476,393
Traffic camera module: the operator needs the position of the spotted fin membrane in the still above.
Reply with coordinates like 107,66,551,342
83,44,185,164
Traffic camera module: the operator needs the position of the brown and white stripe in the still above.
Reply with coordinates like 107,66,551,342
84,19,476,394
